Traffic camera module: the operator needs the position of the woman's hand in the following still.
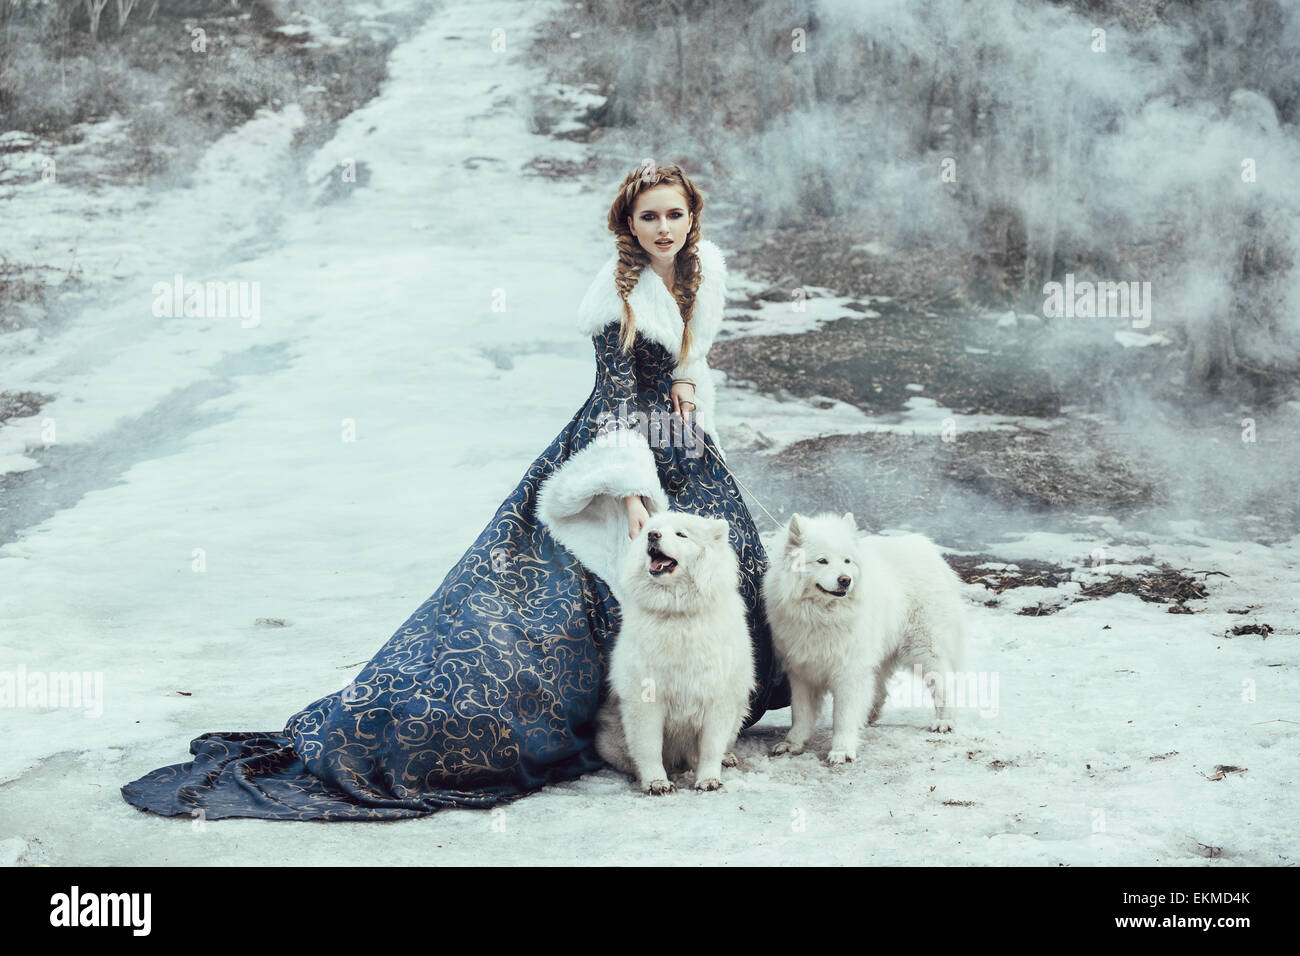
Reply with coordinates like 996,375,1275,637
623,494,650,539
670,381,697,418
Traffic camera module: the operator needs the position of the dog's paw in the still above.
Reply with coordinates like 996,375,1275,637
928,719,955,733
694,777,723,791
772,740,804,756
721,751,739,768
827,749,856,765
643,778,677,796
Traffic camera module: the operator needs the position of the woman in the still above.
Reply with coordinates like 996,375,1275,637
120,162,790,821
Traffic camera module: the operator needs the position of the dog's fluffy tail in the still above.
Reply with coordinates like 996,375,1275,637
594,695,635,775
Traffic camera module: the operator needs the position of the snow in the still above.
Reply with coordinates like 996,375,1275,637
275,15,352,47
717,278,885,336
1,0,1297,866
719,384,1059,457
1114,329,1172,348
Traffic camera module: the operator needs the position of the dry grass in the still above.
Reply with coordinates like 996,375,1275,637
0,1,419,182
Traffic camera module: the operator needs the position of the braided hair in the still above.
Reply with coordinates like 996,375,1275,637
604,161,706,365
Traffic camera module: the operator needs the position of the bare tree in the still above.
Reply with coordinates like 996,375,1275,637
117,0,137,32
584,0,647,129
84,0,109,40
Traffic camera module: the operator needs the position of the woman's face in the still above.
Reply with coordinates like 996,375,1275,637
627,184,692,263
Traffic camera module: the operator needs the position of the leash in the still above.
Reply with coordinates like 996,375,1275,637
691,423,786,533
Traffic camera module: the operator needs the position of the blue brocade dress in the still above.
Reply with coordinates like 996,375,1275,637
120,319,789,820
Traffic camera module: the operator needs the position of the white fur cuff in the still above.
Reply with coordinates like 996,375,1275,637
536,427,670,593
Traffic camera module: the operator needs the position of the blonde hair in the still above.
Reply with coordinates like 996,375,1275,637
603,161,705,365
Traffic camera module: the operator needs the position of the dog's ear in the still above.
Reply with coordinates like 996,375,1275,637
787,513,802,547
711,517,731,543
842,511,857,531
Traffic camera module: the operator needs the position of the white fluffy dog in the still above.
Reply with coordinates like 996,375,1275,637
595,511,755,794
762,511,965,764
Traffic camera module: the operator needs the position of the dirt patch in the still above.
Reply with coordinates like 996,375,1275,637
1228,623,1274,638
939,424,1160,510
1077,567,1217,606
0,391,52,425
1016,601,1067,617
946,554,1074,592
731,420,1160,546
944,555,1223,618
726,223,979,312
1203,765,1247,782
521,155,603,180
712,312,1064,418
713,218,1199,411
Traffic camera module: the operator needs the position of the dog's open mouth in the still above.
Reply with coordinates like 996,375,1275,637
647,543,678,576
816,583,848,597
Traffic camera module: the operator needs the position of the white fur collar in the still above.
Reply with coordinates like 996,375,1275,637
576,238,726,360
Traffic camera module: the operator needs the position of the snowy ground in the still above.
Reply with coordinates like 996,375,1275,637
1,0,1297,866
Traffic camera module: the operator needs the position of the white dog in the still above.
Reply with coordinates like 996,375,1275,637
595,510,755,794
762,512,965,764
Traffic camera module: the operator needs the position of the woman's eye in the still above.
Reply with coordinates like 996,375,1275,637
676,531,687,538
817,558,828,564
669,211,683,218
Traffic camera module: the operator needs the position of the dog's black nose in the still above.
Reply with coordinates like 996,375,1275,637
647,530,660,542
838,575,851,588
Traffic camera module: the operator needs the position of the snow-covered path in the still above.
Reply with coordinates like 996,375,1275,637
1,0,1297,866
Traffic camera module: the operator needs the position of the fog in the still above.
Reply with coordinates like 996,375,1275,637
576,0,1300,539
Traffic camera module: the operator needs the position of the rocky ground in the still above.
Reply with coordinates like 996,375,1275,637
705,225,1299,552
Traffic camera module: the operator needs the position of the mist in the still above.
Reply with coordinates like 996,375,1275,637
552,0,1300,540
